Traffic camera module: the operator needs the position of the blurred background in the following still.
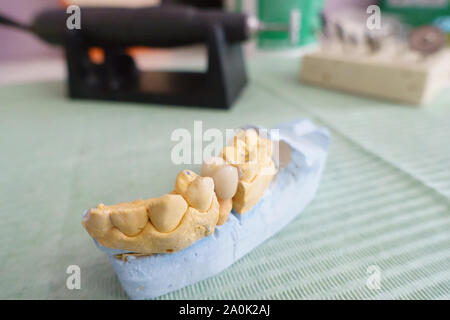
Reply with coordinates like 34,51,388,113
2,0,450,102
0,0,378,62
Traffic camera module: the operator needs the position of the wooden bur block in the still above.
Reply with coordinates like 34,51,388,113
300,49,450,105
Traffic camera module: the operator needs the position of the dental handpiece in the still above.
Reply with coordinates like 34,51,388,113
1,5,299,47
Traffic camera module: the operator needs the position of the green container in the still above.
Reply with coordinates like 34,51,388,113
226,0,325,49
380,0,450,27
257,0,324,48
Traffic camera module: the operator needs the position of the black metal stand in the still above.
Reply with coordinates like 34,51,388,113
64,24,247,109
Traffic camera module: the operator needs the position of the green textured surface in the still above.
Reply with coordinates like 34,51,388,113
0,57,449,299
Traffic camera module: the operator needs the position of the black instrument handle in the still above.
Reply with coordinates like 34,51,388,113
31,6,249,47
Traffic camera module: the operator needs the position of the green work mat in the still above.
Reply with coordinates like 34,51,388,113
0,57,449,299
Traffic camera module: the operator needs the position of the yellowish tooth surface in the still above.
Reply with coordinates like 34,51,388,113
231,129,246,143
217,198,233,225
148,194,188,233
82,170,219,254
110,204,148,236
186,176,214,211
246,148,259,164
223,129,277,215
222,145,246,165
243,129,259,151
258,139,273,164
82,206,114,239
238,163,259,182
174,170,197,195
232,161,276,214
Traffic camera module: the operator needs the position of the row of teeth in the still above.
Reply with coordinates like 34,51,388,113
84,129,273,240
203,128,273,192
84,170,215,237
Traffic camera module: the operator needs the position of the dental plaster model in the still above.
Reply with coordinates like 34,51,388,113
83,128,276,254
201,128,276,221
82,170,220,254
221,129,276,214
82,120,330,299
